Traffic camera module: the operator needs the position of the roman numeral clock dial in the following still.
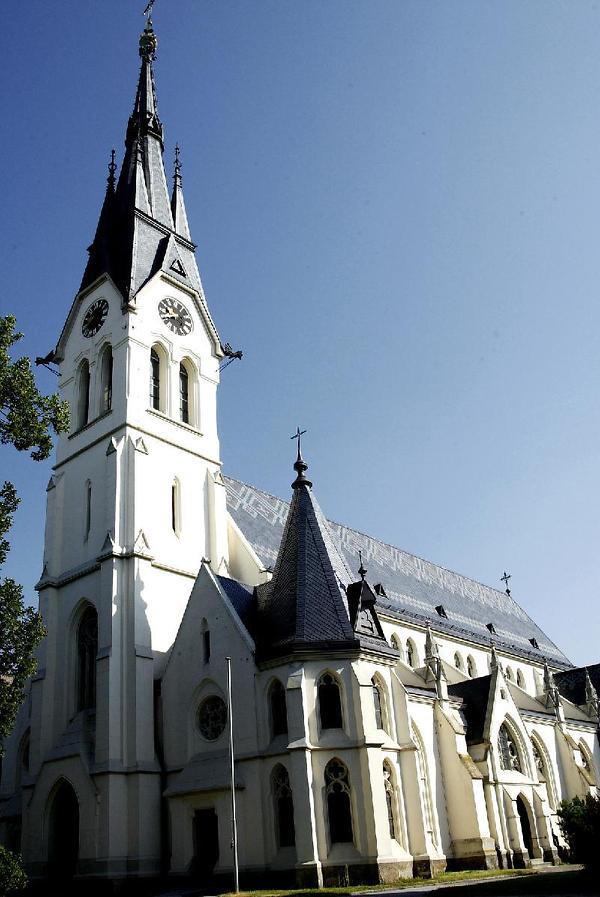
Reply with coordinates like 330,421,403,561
81,299,109,337
158,298,193,336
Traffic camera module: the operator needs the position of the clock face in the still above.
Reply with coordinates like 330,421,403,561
82,299,109,338
158,298,193,336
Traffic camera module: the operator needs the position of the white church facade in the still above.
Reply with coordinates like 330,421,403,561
1,18,599,888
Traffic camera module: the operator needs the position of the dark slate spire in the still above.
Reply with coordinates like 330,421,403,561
79,151,118,293
78,18,206,304
255,453,357,661
171,144,192,241
346,556,393,653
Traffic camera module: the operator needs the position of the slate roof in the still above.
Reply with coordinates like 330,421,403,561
554,663,600,706
448,675,492,743
223,476,571,669
217,575,256,639
254,475,359,661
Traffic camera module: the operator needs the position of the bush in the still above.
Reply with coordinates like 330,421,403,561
0,845,27,896
557,794,600,866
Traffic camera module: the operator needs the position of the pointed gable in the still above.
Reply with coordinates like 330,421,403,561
256,452,358,661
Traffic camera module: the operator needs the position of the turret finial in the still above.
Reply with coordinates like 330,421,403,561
140,7,158,62
291,427,312,489
174,143,182,186
107,149,117,191
358,550,367,581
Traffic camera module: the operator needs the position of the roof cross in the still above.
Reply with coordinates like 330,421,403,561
290,427,307,458
501,571,511,597
143,0,156,18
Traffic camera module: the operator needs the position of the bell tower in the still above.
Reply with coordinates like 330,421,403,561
17,17,230,877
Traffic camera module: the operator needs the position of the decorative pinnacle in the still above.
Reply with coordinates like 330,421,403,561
291,427,312,489
174,143,182,186
139,13,158,62
358,550,367,581
107,149,117,190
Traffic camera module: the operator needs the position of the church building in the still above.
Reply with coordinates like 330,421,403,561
1,17,599,888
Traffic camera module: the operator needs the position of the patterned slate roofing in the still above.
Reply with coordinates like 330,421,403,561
223,476,571,668
554,663,600,705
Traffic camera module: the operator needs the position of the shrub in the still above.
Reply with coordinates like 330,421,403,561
0,845,27,896
557,794,600,866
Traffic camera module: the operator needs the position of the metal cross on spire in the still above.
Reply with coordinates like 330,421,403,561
143,0,156,18
500,571,511,597
290,427,307,459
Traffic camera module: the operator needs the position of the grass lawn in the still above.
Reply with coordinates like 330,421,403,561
220,866,600,897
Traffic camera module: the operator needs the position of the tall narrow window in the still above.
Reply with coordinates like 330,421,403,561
498,723,522,772
201,620,211,664
467,656,476,678
179,362,189,423
272,765,295,848
84,481,92,541
100,345,113,412
373,681,383,729
77,606,98,712
317,672,343,730
325,759,353,844
171,478,181,535
150,348,161,410
406,639,417,668
269,680,288,738
77,360,90,429
454,652,463,671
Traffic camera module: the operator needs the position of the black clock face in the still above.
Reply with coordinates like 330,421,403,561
158,298,193,336
82,299,109,338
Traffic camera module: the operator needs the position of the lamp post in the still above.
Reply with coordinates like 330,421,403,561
226,656,239,892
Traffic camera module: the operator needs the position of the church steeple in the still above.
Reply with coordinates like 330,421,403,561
79,17,204,304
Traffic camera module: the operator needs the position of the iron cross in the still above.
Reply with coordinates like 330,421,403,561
144,0,156,17
501,571,511,596
290,427,307,454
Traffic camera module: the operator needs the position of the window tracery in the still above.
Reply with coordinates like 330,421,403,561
325,759,353,844
77,606,98,712
269,680,288,738
197,695,227,741
498,723,522,772
272,764,295,848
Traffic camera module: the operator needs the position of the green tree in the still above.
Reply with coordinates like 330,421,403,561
0,315,69,754
0,844,27,895
557,793,600,867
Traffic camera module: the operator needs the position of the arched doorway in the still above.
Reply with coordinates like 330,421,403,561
48,780,79,880
516,795,533,858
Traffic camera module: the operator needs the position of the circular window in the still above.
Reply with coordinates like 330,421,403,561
198,696,227,741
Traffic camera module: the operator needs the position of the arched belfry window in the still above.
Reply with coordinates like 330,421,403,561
150,344,167,412
317,672,343,730
269,680,288,738
77,606,98,712
179,362,189,423
100,344,113,413
272,764,295,848
76,360,90,429
325,758,353,844
498,723,522,772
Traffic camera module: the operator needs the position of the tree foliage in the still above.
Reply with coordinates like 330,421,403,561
0,315,69,756
557,794,600,867
0,845,27,895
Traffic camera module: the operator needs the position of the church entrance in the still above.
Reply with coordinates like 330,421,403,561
48,780,79,880
192,808,220,883
516,795,534,858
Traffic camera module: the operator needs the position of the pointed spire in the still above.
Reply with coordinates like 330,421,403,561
107,149,117,191
358,550,367,581
291,427,312,489
171,144,192,241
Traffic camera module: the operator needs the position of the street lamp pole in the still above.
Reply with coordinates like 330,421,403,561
226,656,239,893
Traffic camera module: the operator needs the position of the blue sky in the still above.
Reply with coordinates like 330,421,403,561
1,0,600,665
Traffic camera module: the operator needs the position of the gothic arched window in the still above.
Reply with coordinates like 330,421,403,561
77,606,98,712
269,680,288,738
506,666,514,682
454,652,463,671
84,480,92,541
171,478,181,535
373,680,383,729
325,759,353,844
406,639,417,668
100,344,113,413
272,764,295,848
149,345,167,412
76,360,90,429
498,723,522,772
516,669,525,689
179,362,189,423
317,672,343,730
201,618,210,664
467,655,476,678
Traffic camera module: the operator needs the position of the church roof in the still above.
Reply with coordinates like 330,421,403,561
448,675,492,743
254,454,359,661
223,476,571,669
554,663,600,705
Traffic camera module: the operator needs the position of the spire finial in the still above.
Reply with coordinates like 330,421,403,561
107,149,117,190
140,4,158,62
358,550,367,581
174,143,182,186
291,427,312,489
500,571,511,597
